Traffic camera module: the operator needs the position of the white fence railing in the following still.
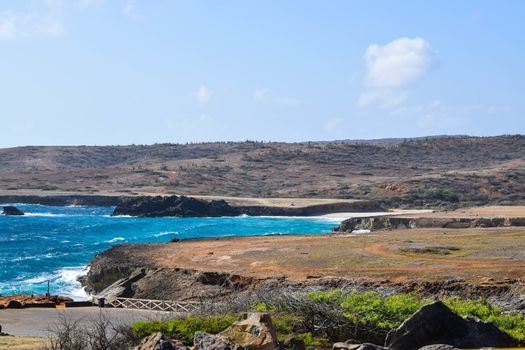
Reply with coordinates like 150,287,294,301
105,297,198,312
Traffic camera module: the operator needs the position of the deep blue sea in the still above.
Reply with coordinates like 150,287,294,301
0,204,337,299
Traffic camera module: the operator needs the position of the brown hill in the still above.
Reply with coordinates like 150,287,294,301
1,135,524,208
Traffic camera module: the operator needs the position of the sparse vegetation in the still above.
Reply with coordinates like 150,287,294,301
129,290,525,348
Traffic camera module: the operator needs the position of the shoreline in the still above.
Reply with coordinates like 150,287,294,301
3,204,525,304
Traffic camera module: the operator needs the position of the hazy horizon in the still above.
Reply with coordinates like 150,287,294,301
2,133,523,149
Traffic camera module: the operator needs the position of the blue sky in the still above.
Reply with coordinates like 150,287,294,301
0,0,524,146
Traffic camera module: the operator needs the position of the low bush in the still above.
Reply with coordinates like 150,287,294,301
132,314,237,342
443,296,525,343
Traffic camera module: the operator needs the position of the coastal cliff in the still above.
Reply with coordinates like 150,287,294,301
111,195,241,217
335,216,525,232
111,195,383,217
84,226,525,302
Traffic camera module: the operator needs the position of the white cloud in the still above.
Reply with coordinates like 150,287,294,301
196,85,212,104
253,88,267,101
0,11,63,40
359,37,433,108
0,13,16,40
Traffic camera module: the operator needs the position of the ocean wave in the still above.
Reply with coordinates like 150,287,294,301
106,237,125,243
24,213,69,217
154,231,178,237
55,266,89,300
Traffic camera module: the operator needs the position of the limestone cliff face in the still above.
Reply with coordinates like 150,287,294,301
84,244,259,300
335,216,525,233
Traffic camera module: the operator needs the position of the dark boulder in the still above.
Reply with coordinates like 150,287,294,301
385,301,516,350
1,206,24,216
282,337,305,350
417,346,459,350
6,300,23,309
112,195,241,217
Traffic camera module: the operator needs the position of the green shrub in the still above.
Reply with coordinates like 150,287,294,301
308,290,427,342
419,187,459,202
132,315,237,341
444,296,525,343
295,332,327,348
306,290,525,345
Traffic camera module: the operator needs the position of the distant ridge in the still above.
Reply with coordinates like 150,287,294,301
313,134,469,145
0,135,523,209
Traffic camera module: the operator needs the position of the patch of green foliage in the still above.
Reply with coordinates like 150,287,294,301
308,290,428,342
443,296,525,343
132,314,237,342
307,290,525,345
419,187,459,202
131,291,525,348
294,332,326,348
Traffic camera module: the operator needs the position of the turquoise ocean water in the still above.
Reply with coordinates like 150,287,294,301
0,204,337,299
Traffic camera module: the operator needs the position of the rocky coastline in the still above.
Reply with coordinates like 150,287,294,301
335,215,525,232
111,195,384,218
0,194,383,217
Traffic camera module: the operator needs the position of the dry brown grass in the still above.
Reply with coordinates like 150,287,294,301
0,337,46,350
103,226,525,285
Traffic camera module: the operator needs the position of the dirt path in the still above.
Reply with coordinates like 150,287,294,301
0,307,176,337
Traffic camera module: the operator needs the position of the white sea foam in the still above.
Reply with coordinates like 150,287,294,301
55,266,89,300
154,231,178,237
24,213,69,217
351,229,371,234
106,237,125,243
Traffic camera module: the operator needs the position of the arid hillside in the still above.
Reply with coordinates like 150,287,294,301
1,135,524,208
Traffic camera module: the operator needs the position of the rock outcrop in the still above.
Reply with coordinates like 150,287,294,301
194,332,242,350
134,333,188,350
385,301,516,350
336,216,525,233
112,195,241,217
1,206,24,216
194,313,278,350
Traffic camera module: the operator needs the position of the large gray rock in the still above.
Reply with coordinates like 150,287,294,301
219,313,278,350
385,301,516,350
193,332,243,350
134,333,188,350
193,313,278,350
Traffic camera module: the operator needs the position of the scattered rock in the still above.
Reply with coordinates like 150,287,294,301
1,206,24,216
193,331,242,350
356,344,389,350
332,342,361,350
219,312,278,350
385,301,516,350
134,333,181,350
